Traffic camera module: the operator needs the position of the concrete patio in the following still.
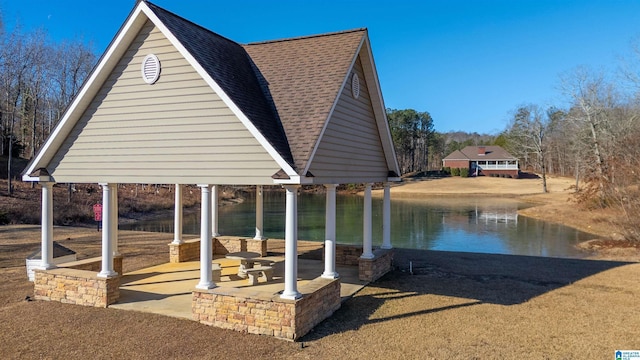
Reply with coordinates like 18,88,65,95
111,254,366,319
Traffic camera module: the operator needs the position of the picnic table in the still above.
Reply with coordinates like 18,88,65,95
224,251,261,278
225,251,275,285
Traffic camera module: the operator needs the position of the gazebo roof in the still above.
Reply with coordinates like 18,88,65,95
23,1,399,185
244,29,368,173
147,3,295,169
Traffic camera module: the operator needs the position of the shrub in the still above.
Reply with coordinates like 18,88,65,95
451,167,460,176
460,168,469,178
442,167,451,175
0,211,10,225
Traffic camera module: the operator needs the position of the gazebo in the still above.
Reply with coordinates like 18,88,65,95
22,1,400,340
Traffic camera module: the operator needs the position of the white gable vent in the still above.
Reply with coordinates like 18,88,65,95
141,54,161,84
351,72,360,99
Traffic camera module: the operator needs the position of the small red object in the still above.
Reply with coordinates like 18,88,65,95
93,204,103,221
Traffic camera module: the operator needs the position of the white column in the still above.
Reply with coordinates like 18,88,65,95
381,182,392,249
111,183,119,256
254,185,265,240
172,184,184,245
196,184,215,289
281,185,301,300
361,183,374,259
98,183,117,277
322,184,339,279
40,182,55,270
211,185,220,237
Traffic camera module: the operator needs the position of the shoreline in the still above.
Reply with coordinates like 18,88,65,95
377,175,639,262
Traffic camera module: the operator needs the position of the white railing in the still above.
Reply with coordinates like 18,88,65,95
478,164,519,170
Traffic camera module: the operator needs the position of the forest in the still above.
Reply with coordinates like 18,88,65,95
0,16,96,196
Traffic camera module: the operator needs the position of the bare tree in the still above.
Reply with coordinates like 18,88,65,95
560,67,619,201
1,27,31,195
507,104,552,192
0,16,95,196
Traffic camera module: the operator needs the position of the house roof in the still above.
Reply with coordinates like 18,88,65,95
443,146,517,161
243,29,366,173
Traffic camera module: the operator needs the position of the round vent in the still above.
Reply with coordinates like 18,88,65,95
351,72,360,99
141,54,161,84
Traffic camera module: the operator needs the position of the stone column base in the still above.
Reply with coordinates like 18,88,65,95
193,277,340,340
213,237,247,254
34,268,120,307
169,239,200,263
246,238,268,256
358,249,394,282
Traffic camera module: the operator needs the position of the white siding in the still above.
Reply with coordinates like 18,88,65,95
308,54,388,182
48,22,281,185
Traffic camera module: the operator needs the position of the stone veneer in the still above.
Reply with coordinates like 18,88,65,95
358,248,394,282
170,237,268,263
33,268,120,307
246,238,267,256
213,237,246,254
192,277,341,340
303,244,394,281
335,244,363,266
169,239,200,263
58,255,123,274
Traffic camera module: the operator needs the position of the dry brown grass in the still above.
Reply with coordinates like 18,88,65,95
1,226,639,359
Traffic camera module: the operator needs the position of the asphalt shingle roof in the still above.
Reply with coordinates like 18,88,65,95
146,3,295,168
243,29,365,172
444,146,517,161
147,3,367,174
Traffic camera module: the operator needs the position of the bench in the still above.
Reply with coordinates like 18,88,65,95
245,266,273,286
252,259,276,267
212,262,222,282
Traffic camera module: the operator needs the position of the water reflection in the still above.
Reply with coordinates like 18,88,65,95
121,192,591,258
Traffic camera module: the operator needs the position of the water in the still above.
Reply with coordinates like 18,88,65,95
121,192,591,258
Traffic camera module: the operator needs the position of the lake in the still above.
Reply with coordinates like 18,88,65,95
121,191,592,258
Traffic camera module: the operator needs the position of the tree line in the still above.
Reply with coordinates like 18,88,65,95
502,64,640,241
386,108,499,175
0,14,96,195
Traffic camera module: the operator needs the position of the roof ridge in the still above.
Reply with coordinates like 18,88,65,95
145,1,241,47
246,27,367,45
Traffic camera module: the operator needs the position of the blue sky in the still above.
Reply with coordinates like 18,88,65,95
1,0,639,134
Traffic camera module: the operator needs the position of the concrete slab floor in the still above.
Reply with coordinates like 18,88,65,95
110,255,366,319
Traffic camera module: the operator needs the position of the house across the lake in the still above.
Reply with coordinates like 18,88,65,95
443,145,519,178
